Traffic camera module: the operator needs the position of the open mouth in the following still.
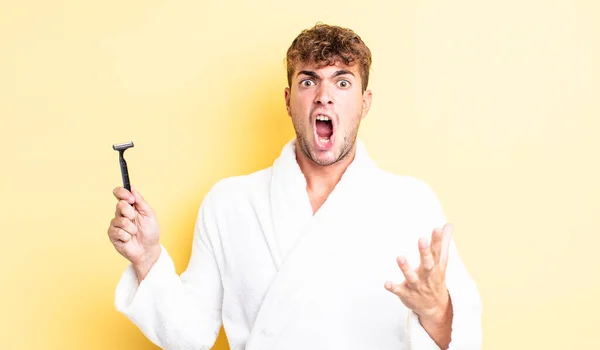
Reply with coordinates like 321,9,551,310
315,114,334,148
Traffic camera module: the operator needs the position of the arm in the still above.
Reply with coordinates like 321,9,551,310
416,289,453,348
114,188,224,350
405,184,483,350
405,237,482,350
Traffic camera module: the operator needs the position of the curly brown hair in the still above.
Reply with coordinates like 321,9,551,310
286,23,372,91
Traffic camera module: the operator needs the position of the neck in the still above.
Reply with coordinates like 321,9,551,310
295,142,357,193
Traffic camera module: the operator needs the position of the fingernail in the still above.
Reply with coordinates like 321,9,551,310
385,282,392,290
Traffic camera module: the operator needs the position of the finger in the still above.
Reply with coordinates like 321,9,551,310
440,223,453,266
113,187,135,204
131,186,153,215
384,281,407,296
430,227,444,264
115,200,136,221
109,227,132,243
397,256,419,285
111,217,138,236
418,237,435,271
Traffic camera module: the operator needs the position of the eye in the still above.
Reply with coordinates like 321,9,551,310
301,79,315,87
337,80,351,88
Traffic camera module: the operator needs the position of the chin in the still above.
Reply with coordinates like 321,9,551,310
309,143,342,166
296,131,347,166
311,154,337,166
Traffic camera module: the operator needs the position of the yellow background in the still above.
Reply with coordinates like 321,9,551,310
1,0,598,349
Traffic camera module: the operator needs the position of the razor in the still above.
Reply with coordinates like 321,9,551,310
112,142,134,191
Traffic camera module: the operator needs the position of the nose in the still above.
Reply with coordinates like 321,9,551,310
314,83,334,105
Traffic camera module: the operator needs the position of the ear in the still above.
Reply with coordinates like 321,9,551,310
361,89,372,119
284,87,292,117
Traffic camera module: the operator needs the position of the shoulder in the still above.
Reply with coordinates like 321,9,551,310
202,166,273,208
375,170,440,203
360,169,447,232
371,169,446,221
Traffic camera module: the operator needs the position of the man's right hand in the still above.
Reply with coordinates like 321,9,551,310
108,186,161,282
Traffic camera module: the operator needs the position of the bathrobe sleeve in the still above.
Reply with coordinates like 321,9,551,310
405,182,483,350
114,187,224,350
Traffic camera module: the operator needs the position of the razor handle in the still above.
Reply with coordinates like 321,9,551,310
119,155,131,192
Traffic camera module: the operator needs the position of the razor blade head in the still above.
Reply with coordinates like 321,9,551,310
113,142,134,151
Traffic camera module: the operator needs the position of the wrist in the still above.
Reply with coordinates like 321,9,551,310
416,291,454,350
133,245,161,282
421,290,453,326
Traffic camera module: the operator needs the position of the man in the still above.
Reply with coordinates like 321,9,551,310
108,24,482,350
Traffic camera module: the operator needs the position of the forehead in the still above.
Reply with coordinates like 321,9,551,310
294,61,360,77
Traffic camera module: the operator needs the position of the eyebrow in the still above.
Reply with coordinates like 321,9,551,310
297,70,320,80
332,69,354,78
297,69,355,80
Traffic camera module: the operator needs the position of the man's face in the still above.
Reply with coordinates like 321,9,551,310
285,61,372,166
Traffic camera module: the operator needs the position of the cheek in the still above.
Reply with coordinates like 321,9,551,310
290,95,311,115
339,94,364,120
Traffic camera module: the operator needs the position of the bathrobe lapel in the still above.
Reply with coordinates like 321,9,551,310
246,139,381,349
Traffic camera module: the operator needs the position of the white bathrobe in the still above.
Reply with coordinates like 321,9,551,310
115,139,482,350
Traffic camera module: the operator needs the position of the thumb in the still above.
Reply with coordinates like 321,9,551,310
131,186,153,214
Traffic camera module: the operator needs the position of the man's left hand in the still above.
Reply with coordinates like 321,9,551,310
385,223,454,324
